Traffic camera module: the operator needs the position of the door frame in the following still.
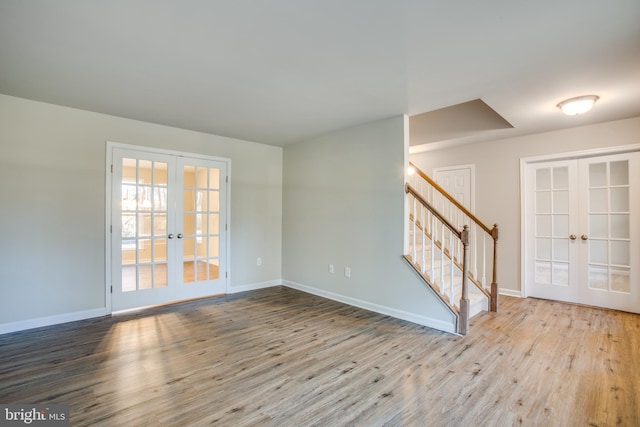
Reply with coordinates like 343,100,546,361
105,141,231,314
520,143,640,299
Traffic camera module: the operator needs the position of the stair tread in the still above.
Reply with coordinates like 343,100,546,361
404,254,488,317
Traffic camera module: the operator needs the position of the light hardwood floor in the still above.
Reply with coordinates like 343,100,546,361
0,287,638,426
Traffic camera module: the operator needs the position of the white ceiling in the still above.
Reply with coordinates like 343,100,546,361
1,1,639,148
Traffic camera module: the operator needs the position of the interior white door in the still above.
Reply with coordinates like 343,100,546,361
434,165,473,211
176,157,227,299
111,148,228,312
112,149,176,311
525,160,580,303
525,152,639,313
577,153,639,312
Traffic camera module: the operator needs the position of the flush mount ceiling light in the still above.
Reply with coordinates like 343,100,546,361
557,95,599,116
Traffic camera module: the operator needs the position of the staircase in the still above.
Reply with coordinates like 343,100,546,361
404,163,498,335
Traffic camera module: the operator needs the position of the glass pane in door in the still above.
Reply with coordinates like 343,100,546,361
120,157,169,291
183,165,221,283
534,166,572,287
587,160,631,293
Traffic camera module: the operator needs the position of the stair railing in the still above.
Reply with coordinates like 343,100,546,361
405,184,471,334
407,163,499,312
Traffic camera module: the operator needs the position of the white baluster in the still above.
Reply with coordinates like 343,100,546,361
440,222,445,294
482,232,487,289
472,222,478,280
430,212,435,284
449,229,455,305
411,196,416,262
421,203,426,275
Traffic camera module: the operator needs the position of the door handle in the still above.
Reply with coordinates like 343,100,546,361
168,233,174,239
581,234,589,241
177,233,183,239
569,234,577,240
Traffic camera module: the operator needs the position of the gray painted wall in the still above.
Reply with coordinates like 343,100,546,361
282,116,455,331
411,116,640,296
4,91,635,333
0,94,283,326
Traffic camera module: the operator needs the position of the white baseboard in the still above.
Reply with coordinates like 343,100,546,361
0,280,281,335
0,308,107,335
499,288,523,298
0,281,459,335
228,280,282,294
282,280,457,334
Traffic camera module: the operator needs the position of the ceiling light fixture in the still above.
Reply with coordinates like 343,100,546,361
557,95,599,116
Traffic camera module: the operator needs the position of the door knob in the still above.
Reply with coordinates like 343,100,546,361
177,233,183,239
581,234,589,241
168,233,174,239
569,234,577,240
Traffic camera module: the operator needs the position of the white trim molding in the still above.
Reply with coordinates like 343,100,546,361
282,280,457,334
227,280,282,294
499,288,523,298
0,308,107,335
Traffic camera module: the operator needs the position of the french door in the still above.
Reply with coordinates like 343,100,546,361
524,151,639,313
111,147,228,312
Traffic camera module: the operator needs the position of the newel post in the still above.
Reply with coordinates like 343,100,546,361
490,224,499,312
459,225,470,335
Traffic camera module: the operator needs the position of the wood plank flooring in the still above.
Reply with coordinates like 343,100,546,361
1,286,638,426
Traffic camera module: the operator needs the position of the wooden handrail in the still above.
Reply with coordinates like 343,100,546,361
410,162,495,237
405,184,460,239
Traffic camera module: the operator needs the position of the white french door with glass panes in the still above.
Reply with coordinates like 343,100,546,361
524,151,639,313
175,156,226,301
110,146,228,312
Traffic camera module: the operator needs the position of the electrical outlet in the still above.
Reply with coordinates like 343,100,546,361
257,257,262,266
345,267,351,278
328,264,334,273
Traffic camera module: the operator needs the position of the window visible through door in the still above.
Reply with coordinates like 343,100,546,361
108,144,229,312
